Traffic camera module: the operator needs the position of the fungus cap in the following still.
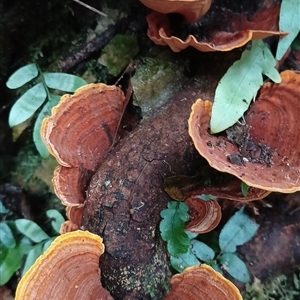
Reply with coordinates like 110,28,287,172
188,71,300,192
41,83,125,171
164,264,242,299
185,197,222,233
190,178,271,202
15,231,113,300
147,6,286,52
139,0,212,23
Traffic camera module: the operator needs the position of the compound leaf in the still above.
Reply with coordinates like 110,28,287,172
170,247,200,273
0,201,10,214
0,242,30,285
9,83,46,127
276,0,300,60
46,209,65,234
191,240,215,262
0,222,16,248
21,243,44,276
44,73,87,92
210,40,281,133
15,219,49,243
219,207,259,252
6,63,38,89
160,202,190,256
33,95,60,158
220,252,250,283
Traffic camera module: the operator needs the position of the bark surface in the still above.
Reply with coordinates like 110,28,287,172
82,79,214,299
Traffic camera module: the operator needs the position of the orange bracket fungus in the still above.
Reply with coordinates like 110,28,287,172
15,231,113,300
41,84,126,229
139,0,212,23
164,264,242,300
41,83,125,171
146,5,286,52
188,70,300,193
185,197,222,233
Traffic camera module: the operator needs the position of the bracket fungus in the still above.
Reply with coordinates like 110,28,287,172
188,70,300,193
41,83,125,171
163,264,242,300
139,0,212,23
146,5,286,52
15,230,113,300
41,84,126,228
185,197,222,233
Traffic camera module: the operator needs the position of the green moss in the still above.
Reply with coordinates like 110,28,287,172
98,34,139,76
131,57,186,116
242,269,300,300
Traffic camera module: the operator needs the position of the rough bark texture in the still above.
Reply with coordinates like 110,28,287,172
238,192,300,281
82,80,214,299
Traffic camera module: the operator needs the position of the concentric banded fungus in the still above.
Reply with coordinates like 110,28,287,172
41,83,125,212
190,178,271,201
60,206,85,234
15,231,113,300
41,83,125,171
147,6,285,52
139,0,212,23
164,264,242,299
185,197,221,233
53,165,92,206
188,71,300,192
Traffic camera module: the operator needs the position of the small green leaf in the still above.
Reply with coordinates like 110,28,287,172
220,252,251,283
190,240,215,262
46,209,65,234
170,248,200,273
9,83,47,127
44,73,87,92
33,95,60,158
241,182,250,197
21,243,45,276
276,0,300,60
6,63,38,89
0,242,30,285
15,219,50,243
42,237,55,252
210,261,223,274
0,201,10,214
160,202,190,256
210,40,281,133
219,207,259,252
0,222,16,248
0,245,8,263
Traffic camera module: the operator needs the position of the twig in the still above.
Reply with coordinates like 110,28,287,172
59,17,129,72
72,0,107,17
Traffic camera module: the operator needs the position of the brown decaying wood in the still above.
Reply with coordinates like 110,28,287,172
238,192,300,282
82,80,214,299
